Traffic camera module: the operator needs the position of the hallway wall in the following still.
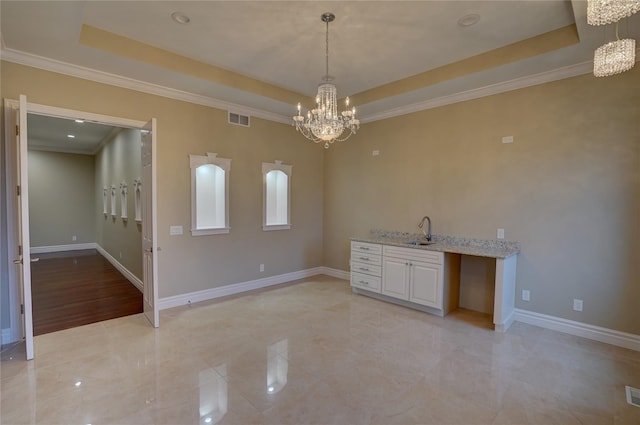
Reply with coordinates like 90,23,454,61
28,150,95,248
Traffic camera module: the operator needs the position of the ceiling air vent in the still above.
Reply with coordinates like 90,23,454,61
228,112,250,127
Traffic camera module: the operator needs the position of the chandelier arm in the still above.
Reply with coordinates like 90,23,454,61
295,124,326,144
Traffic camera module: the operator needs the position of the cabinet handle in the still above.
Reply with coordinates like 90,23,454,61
360,267,370,272
359,280,368,285
359,247,370,251
360,257,369,261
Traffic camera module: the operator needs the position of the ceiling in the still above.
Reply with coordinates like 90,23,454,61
27,114,122,155
2,1,639,125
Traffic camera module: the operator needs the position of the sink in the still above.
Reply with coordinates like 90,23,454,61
405,240,435,246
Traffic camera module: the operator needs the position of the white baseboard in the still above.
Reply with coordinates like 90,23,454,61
514,309,640,352
30,243,97,254
95,244,143,292
495,309,516,333
158,267,348,310
318,267,350,280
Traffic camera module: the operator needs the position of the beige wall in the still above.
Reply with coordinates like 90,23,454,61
95,129,143,279
0,62,324,303
324,67,640,334
2,60,639,336
27,150,95,247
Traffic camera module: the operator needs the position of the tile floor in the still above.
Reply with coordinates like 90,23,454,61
1,276,639,424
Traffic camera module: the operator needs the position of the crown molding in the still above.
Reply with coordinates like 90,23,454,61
4,46,637,127
362,48,640,124
360,60,594,124
0,47,291,125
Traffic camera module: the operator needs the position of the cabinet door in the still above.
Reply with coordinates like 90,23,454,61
382,257,410,300
409,261,441,309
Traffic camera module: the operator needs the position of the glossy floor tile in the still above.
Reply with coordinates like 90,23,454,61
2,276,640,424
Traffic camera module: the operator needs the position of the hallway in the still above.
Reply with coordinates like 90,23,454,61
31,249,142,335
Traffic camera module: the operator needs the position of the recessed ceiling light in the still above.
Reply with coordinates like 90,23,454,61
67,134,75,138
171,11,191,25
75,119,84,123
458,13,481,27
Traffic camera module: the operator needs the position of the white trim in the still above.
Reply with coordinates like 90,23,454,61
0,47,615,127
95,244,143,292
360,61,594,124
514,309,640,352
30,243,97,254
495,310,516,333
159,267,349,310
1,328,15,345
262,225,291,231
191,227,230,236
1,48,291,125
3,99,22,346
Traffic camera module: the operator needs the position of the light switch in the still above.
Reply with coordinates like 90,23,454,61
170,225,183,235
502,136,514,144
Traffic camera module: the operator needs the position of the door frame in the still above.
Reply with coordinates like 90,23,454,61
3,99,159,345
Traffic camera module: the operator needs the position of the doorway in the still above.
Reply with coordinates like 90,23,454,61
26,113,143,335
3,97,158,360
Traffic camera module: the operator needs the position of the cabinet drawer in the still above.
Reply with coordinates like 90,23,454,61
351,241,382,255
350,261,382,277
350,251,382,266
383,245,443,264
351,272,381,292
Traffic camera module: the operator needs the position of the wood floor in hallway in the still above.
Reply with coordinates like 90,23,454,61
30,249,143,336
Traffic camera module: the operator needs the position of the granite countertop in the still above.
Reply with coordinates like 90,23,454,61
351,229,520,259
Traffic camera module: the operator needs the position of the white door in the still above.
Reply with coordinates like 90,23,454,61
141,119,159,327
382,257,410,300
15,95,35,359
409,261,441,309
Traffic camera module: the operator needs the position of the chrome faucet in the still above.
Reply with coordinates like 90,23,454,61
418,215,432,242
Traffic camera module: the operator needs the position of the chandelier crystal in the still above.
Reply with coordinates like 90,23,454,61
293,12,359,149
587,0,640,25
593,38,636,76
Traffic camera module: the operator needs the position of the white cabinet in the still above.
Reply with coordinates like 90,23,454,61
382,246,443,309
382,256,410,299
351,241,460,317
409,261,440,308
350,242,382,293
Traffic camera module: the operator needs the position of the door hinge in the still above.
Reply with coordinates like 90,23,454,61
18,245,22,256
21,304,24,314
16,125,20,136
17,185,21,197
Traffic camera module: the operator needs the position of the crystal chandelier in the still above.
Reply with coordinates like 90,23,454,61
587,0,638,76
293,12,359,149
587,0,640,25
594,37,636,76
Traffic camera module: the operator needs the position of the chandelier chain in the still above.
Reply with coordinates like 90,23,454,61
325,19,330,79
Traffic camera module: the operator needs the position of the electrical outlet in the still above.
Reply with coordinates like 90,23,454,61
72,235,77,241
573,299,583,312
497,228,505,239
522,290,530,301
502,136,514,144
260,264,265,272
372,150,380,156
